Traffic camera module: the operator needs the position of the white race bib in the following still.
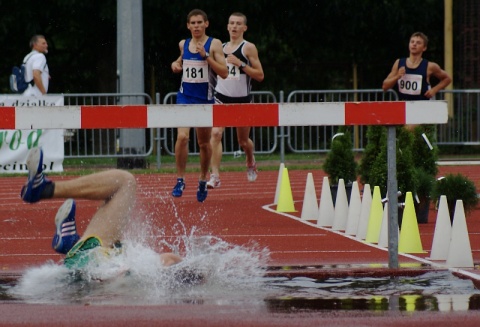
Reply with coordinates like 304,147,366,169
398,74,423,95
182,59,208,83
225,63,240,81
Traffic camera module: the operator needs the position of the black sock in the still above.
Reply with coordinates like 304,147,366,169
41,182,55,199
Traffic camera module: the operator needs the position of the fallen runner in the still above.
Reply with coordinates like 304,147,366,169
20,147,204,285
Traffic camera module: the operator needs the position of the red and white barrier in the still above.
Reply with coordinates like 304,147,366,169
0,101,448,129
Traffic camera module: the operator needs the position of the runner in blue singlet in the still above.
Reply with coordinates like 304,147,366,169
170,9,228,203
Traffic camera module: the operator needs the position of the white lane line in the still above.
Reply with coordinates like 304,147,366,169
0,254,55,257
208,234,327,237
262,203,480,281
271,250,372,254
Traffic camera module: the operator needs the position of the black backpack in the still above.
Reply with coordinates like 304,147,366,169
9,53,35,93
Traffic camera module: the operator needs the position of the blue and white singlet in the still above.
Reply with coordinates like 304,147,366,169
178,37,217,103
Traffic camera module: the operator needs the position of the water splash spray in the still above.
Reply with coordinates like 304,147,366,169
10,194,270,305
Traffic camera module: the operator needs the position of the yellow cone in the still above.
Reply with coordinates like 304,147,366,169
399,192,425,253
276,168,296,212
402,295,421,312
274,163,285,205
365,186,383,243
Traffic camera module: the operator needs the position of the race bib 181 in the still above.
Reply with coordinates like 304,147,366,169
182,59,208,83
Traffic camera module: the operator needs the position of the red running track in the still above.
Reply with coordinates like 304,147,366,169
1,165,480,326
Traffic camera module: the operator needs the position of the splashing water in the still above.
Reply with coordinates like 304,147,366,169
9,197,270,305
10,236,269,305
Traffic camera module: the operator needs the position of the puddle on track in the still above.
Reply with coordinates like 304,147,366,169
1,207,479,313
2,270,480,313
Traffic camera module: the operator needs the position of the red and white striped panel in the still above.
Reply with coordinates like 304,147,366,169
0,101,447,129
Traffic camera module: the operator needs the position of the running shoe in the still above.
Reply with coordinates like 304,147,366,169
172,178,185,197
20,147,53,203
206,174,221,189
247,161,258,182
197,180,208,202
52,199,80,254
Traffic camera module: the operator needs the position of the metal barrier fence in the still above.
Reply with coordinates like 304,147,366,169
436,89,480,145
285,89,399,153
63,93,153,158
58,89,480,161
160,91,278,157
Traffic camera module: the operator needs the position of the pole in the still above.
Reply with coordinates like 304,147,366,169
279,91,285,163
387,126,399,269
117,0,146,168
444,0,454,117
353,63,359,149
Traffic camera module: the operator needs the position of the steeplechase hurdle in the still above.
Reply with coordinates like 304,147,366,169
0,100,449,268
0,101,447,129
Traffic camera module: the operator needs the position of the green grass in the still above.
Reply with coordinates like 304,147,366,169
59,152,327,175
7,150,478,178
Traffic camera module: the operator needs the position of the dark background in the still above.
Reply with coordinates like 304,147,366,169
0,0,450,98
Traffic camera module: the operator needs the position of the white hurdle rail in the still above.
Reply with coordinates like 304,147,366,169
1,101,447,129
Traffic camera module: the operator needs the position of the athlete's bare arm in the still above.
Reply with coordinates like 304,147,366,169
425,62,451,98
171,40,185,73
207,38,228,79
382,59,405,91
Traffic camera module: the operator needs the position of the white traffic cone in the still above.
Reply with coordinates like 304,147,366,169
318,176,334,227
345,181,361,235
446,200,474,268
301,173,319,221
429,195,452,260
332,179,348,231
356,184,372,240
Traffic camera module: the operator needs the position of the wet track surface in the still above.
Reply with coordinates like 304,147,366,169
1,166,480,325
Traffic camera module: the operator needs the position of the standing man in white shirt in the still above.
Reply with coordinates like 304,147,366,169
23,35,50,96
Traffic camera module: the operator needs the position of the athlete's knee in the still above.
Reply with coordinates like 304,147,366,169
238,138,252,149
176,133,189,146
197,140,211,152
211,129,224,142
113,169,137,190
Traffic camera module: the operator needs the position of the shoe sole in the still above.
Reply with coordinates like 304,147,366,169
54,199,75,235
26,147,42,181
206,182,220,189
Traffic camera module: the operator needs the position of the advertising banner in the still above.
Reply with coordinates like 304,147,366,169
0,95,65,174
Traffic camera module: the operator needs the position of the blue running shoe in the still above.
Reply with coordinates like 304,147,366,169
197,180,208,202
52,199,80,254
172,178,185,197
20,147,52,203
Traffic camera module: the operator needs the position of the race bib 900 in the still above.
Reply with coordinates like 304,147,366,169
398,74,423,95
182,60,208,83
